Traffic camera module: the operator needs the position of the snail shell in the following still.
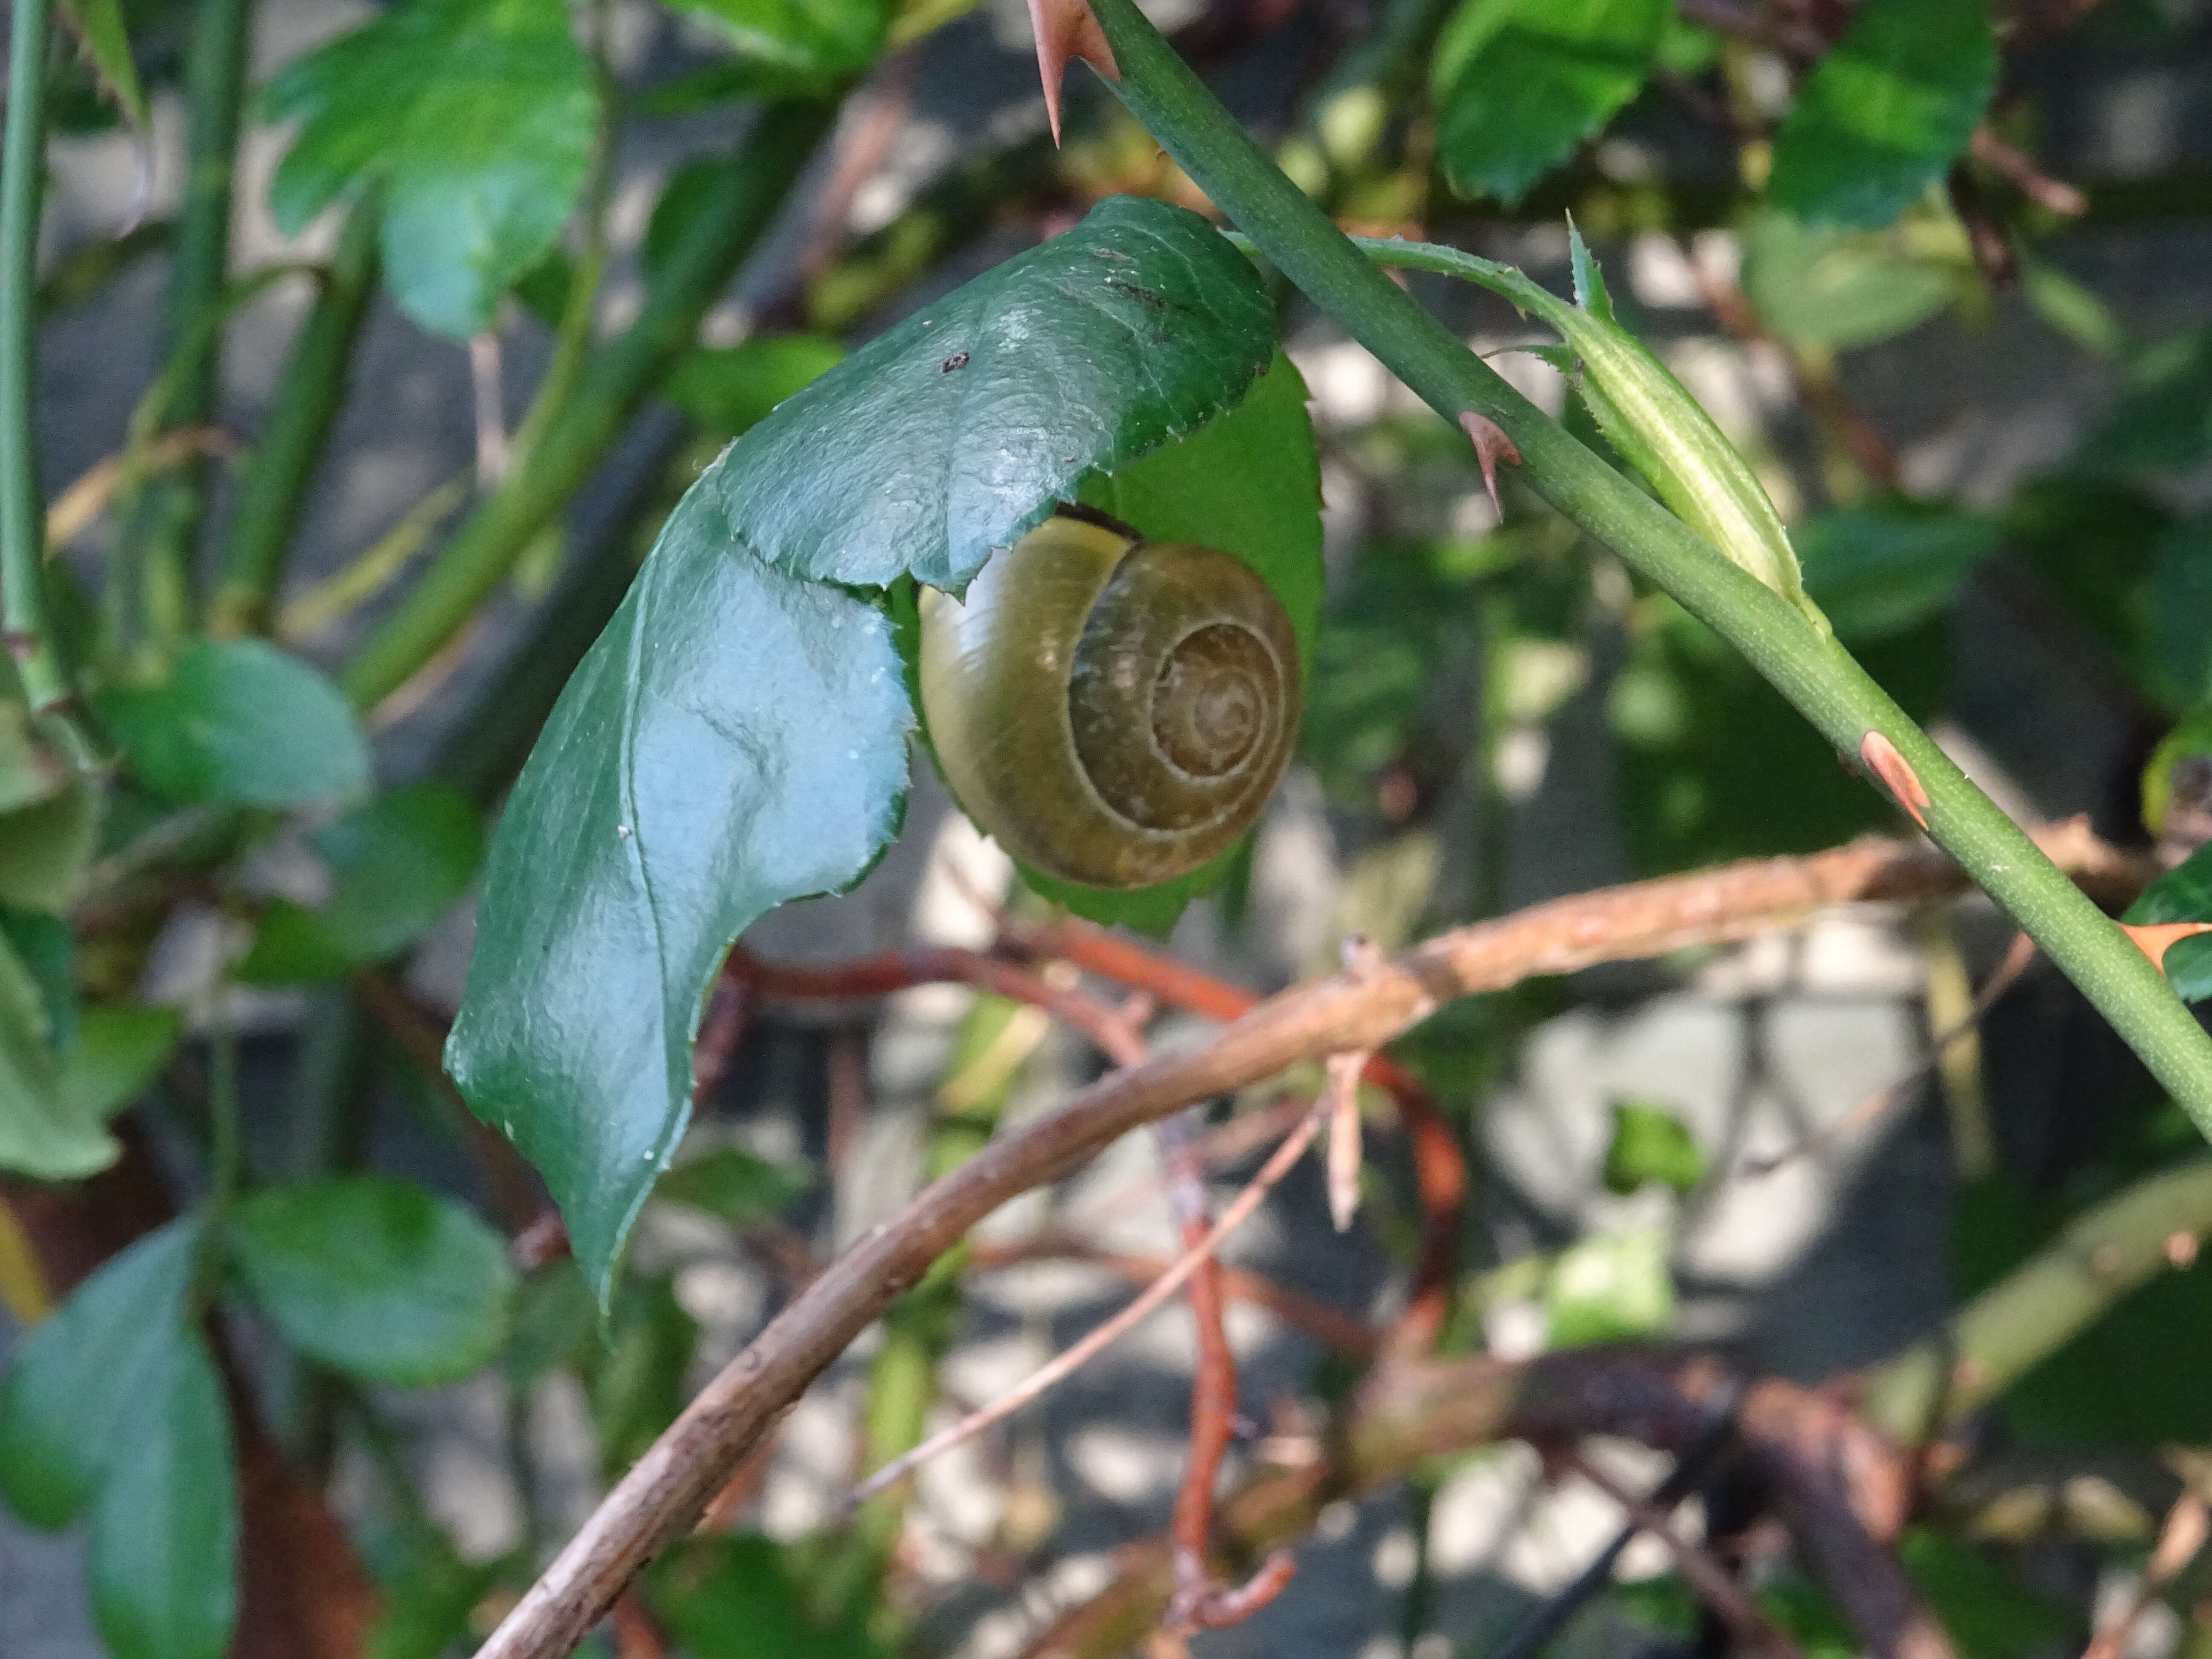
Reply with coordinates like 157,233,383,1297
917,509,1303,890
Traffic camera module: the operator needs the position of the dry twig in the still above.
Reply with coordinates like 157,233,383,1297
472,822,2139,1659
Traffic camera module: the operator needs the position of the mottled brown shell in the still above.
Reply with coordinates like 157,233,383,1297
918,511,1303,889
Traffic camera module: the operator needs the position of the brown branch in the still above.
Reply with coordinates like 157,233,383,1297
967,1235,1377,1355
1019,1351,1949,1659
1561,1448,1802,1659
2081,1480,2209,1659
1969,128,2089,217
846,1098,1329,1508
1011,916,1467,1352
474,823,2140,1659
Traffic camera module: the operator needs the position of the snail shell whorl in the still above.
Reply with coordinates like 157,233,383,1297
917,511,1302,889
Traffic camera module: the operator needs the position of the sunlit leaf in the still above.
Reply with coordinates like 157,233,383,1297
1602,1100,1705,1195
263,0,596,338
1766,0,1997,228
1432,0,1665,206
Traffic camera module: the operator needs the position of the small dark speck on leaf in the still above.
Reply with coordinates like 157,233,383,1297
941,351,970,372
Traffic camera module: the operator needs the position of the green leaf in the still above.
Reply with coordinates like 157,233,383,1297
1796,503,1998,642
589,1273,698,1476
262,0,596,338
2154,518,2212,710
88,1328,239,1659
672,0,886,80
0,1216,201,1527
98,640,371,808
655,1145,812,1228
2085,328,2212,474
0,928,114,1181
56,0,147,125
0,706,102,912
2127,841,2212,1003
1601,1100,1705,1195
446,487,912,1301
663,335,846,442
711,195,1275,594
1765,0,1997,229
56,1006,183,1124
1019,354,1324,931
1543,1225,1674,1347
649,1534,884,1659
2143,709,2212,840
229,1176,517,1386
241,786,485,984
1738,212,1959,350
1897,1530,2066,1659
452,199,1278,1299
366,1534,510,1659
1431,0,1666,206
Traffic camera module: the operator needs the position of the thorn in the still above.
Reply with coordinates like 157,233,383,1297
2122,921,2212,972
1025,0,1119,146
1859,731,1931,830
1324,1050,1366,1232
1457,412,1522,516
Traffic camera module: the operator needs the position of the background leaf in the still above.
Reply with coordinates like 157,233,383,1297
655,1145,813,1228
445,487,913,1299
649,1534,883,1659
710,195,1275,593
1602,1100,1706,1195
229,1176,518,1385
0,1217,201,1527
56,0,146,126
1765,0,1997,229
262,0,596,338
98,639,371,807
1544,1226,1674,1347
664,335,846,442
672,0,886,80
0,707,101,912
242,786,485,984
1738,212,1962,350
88,1329,238,1659
1796,504,1998,642
1432,0,1665,206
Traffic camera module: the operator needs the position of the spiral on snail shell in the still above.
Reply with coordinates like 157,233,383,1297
917,506,1303,890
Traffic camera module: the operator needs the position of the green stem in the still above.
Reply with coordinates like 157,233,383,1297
340,99,835,709
1087,0,2212,1131
1860,1161,2212,1441
210,195,381,635
1,0,67,710
133,0,254,640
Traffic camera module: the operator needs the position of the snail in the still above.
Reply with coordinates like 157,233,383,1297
918,506,1303,890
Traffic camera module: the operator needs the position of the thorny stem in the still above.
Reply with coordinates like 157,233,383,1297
341,101,835,709
1085,0,2212,1138
0,0,67,708
210,195,382,635
135,0,255,640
